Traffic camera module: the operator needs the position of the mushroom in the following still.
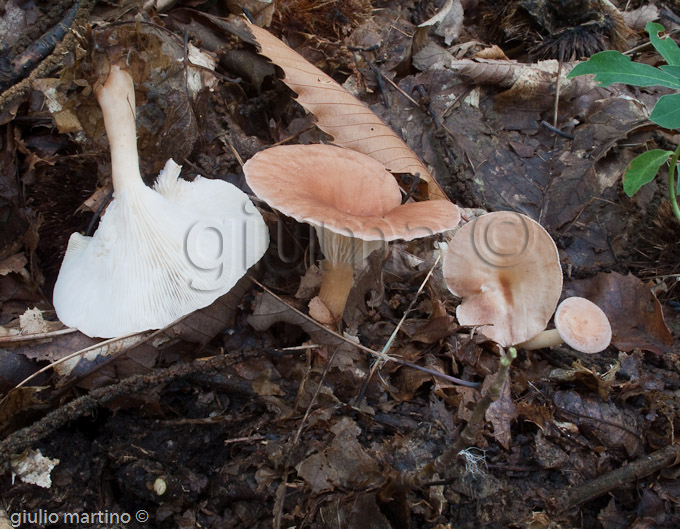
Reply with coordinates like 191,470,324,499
518,297,612,353
52,65,269,338
242,144,461,324
442,211,563,347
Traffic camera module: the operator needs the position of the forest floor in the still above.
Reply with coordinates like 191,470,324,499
0,0,679,528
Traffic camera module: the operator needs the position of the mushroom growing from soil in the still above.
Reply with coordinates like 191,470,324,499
242,144,461,325
52,65,269,338
442,211,563,347
518,296,612,353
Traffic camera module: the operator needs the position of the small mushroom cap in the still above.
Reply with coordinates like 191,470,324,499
443,211,563,347
554,297,612,353
242,144,460,241
53,160,269,338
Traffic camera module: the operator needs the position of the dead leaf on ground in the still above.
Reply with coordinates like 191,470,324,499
553,390,643,457
414,0,464,50
245,20,449,201
0,386,48,436
622,5,660,31
319,492,392,529
484,371,517,450
295,417,381,493
248,291,344,348
565,272,673,355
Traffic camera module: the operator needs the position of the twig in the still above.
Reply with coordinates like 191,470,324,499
249,276,479,389
0,0,96,110
0,328,77,345
540,120,574,140
0,354,253,473
0,0,83,93
553,60,563,128
548,443,680,513
400,173,421,204
360,52,389,108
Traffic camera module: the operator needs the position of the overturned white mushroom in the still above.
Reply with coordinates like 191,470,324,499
53,65,268,338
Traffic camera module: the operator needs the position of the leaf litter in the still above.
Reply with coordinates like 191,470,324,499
0,1,678,528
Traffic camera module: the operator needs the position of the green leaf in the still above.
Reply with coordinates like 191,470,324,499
650,93,680,129
568,51,680,89
659,65,680,79
623,150,672,196
646,22,680,66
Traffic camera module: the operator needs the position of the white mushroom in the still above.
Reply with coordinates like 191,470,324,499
53,65,268,338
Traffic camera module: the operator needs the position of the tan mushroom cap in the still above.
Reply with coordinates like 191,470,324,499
242,144,460,241
443,211,563,347
554,297,612,353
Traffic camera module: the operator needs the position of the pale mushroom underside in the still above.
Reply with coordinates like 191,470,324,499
53,160,269,338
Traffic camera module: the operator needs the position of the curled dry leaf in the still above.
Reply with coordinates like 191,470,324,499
622,4,660,31
414,0,464,50
245,20,449,201
413,49,595,101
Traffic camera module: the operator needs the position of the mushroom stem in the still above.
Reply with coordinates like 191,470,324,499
517,328,563,350
317,261,355,323
95,65,143,193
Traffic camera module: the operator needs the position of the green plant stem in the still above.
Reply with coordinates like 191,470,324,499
667,142,680,224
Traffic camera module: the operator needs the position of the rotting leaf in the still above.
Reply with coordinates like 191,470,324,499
484,371,516,450
295,418,381,494
244,20,449,201
318,492,392,529
564,272,673,355
553,390,643,457
0,386,47,435
414,0,464,50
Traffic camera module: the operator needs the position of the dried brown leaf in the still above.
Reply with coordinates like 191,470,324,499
534,431,569,469
414,0,463,50
0,253,27,276
0,386,46,435
484,372,516,450
245,20,448,201
622,5,660,31
295,418,380,493
554,390,643,457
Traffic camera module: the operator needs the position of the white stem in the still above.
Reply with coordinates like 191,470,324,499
95,65,143,193
517,328,563,350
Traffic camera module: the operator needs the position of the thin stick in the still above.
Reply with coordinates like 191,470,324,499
249,276,479,388
548,443,680,513
0,328,77,345
553,60,563,128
